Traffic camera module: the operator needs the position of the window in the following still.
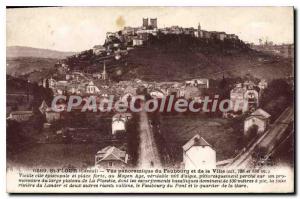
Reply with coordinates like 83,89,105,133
109,162,113,167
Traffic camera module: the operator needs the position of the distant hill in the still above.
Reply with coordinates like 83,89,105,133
7,46,76,59
7,57,58,82
6,46,77,82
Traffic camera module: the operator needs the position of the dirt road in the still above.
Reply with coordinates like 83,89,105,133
137,101,162,168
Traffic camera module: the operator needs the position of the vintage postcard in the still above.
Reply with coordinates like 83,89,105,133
6,6,294,193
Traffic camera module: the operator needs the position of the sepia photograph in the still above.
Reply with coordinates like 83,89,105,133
5,6,295,193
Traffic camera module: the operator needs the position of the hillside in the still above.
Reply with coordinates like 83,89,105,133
6,46,77,82
18,33,293,83
7,57,58,82
123,34,293,81
7,46,76,59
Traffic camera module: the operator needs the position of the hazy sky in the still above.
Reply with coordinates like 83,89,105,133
7,7,294,52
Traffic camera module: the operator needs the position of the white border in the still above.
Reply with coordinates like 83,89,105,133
2,0,297,6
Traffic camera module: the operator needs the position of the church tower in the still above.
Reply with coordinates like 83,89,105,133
102,61,108,80
198,23,201,32
142,18,149,29
197,23,202,38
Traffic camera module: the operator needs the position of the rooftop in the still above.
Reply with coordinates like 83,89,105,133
182,134,212,152
10,110,33,115
96,146,127,163
250,108,271,119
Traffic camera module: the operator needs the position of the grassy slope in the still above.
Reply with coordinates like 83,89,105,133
125,35,293,81
7,57,58,82
6,46,76,82
160,116,242,163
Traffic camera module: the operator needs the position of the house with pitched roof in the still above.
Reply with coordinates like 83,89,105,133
244,89,259,112
45,107,62,123
150,89,166,99
86,81,100,94
180,85,203,100
230,82,260,113
93,45,106,56
8,111,33,122
230,84,247,112
121,85,137,102
258,79,268,90
185,78,209,88
244,108,271,135
132,37,144,46
95,146,129,168
182,134,216,169
112,113,132,135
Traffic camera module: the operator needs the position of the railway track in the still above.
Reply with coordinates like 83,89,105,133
227,106,294,168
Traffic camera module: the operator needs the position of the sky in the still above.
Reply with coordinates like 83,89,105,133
6,7,294,52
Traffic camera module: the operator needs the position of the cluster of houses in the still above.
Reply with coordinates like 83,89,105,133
43,62,213,105
181,107,271,169
93,113,132,168
7,18,274,169
160,23,239,41
229,79,268,114
92,18,159,58
181,79,270,169
250,42,294,59
90,18,241,65
42,63,109,96
92,79,272,169
7,76,273,170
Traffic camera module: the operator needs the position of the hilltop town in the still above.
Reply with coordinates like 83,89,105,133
58,18,254,80
7,18,294,170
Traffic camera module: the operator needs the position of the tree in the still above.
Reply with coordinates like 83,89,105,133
218,75,230,99
45,78,49,89
126,114,139,166
260,79,293,121
245,124,258,143
261,79,292,107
